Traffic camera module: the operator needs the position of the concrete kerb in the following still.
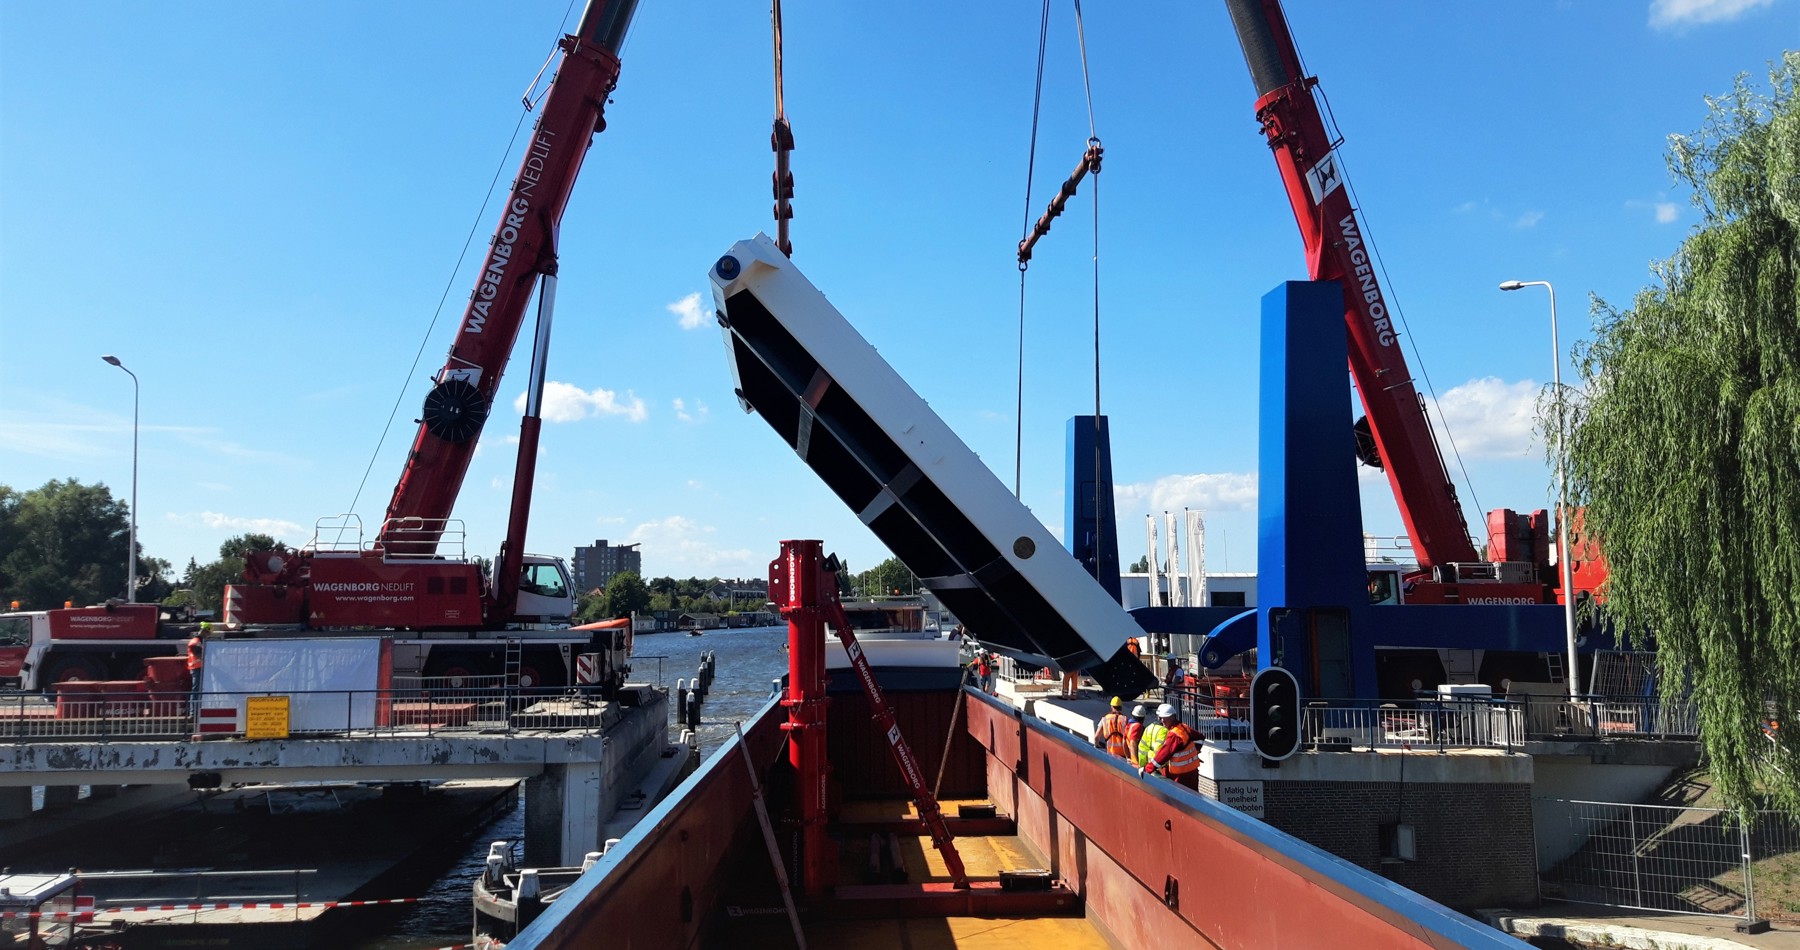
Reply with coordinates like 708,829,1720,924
1479,908,1799,949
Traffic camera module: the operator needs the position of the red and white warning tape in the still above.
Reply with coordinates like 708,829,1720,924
0,896,420,918
104,897,420,912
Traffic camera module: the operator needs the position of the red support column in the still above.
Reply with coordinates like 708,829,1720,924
772,540,833,896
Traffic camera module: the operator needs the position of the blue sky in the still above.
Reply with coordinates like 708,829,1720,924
0,0,1787,587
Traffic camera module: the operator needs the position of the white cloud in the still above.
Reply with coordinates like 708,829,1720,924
514,380,647,423
1113,472,1259,515
672,397,708,423
1649,0,1773,28
0,404,233,463
668,292,707,331
1450,199,1545,231
1429,376,1540,459
188,511,305,538
627,515,755,575
1626,197,1682,224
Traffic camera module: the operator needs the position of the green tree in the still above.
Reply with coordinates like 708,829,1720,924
854,557,913,598
137,556,174,603
601,570,651,619
1127,555,1150,573
1562,55,1799,819
187,533,290,614
0,479,132,608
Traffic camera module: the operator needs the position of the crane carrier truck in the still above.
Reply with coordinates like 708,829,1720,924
1,0,645,696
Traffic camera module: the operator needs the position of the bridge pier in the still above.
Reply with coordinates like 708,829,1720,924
0,786,30,820
525,761,604,868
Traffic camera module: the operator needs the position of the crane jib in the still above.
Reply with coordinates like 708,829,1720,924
1335,216,1395,347
463,131,558,337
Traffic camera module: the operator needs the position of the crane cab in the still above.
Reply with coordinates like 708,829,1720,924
513,555,575,625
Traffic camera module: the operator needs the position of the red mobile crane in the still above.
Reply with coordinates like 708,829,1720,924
172,0,642,689
1223,0,1605,608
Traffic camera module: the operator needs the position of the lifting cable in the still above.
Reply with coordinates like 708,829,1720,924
345,0,581,521
1277,3,1483,522
771,0,796,256
1013,0,1105,567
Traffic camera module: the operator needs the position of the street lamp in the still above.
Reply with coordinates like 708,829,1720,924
1499,280,1580,699
101,355,139,604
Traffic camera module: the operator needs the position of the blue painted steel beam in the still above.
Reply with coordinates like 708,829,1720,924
1255,282,1573,699
1064,415,1122,603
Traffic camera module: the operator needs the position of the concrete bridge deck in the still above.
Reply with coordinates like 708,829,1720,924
0,689,686,866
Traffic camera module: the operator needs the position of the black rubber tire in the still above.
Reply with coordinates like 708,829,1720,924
519,651,567,690
422,652,485,689
42,654,105,688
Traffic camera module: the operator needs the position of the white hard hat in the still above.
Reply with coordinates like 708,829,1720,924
1156,703,1177,719
1131,705,1147,718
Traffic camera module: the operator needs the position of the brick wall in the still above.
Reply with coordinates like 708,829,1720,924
1259,780,1537,909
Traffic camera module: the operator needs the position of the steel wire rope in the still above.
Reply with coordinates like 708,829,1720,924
1014,0,1054,498
1073,0,1106,593
1342,173,1487,527
1276,1,1486,533
344,0,581,523
771,0,795,256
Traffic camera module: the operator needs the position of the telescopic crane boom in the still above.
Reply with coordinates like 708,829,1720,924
1224,0,1482,571
382,0,639,559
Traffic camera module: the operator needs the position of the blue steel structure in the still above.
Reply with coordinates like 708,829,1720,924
1063,416,1122,604
1088,282,1590,699
1254,282,1582,699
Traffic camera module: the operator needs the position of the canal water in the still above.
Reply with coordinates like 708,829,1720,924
357,624,790,949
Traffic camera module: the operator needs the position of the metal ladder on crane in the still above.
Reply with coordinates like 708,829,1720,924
503,637,524,693
1544,652,1566,686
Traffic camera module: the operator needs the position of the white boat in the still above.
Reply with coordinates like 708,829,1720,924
823,597,963,678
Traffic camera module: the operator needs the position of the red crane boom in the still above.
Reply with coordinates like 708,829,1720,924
382,0,638,554
1224,0,1481,570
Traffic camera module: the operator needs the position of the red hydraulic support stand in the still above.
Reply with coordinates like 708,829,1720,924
772,540,834,897
770,540,971,892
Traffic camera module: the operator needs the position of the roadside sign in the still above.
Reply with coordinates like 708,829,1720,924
245,696,290,740
1218,780,1265,819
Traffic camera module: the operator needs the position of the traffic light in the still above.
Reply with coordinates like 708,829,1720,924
1250,665,1302,761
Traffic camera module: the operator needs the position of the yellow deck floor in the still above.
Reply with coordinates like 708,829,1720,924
716,800,1110,949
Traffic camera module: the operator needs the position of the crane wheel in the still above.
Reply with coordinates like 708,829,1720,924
42,656,105,689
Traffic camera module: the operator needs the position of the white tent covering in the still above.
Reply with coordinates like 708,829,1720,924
201,638,391,732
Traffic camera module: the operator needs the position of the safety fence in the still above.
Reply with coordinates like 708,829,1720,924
1538,798,1800,928
0,683,629,742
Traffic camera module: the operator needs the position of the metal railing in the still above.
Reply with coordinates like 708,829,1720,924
1508,693,1701,741
1539,798,1800,927
77,869,318,906
1158,689,1528,753
0,683,636,742
1155,685,1700,752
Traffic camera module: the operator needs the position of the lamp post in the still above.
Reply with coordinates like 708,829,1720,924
1499,280,1580,699
102,355,139,604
